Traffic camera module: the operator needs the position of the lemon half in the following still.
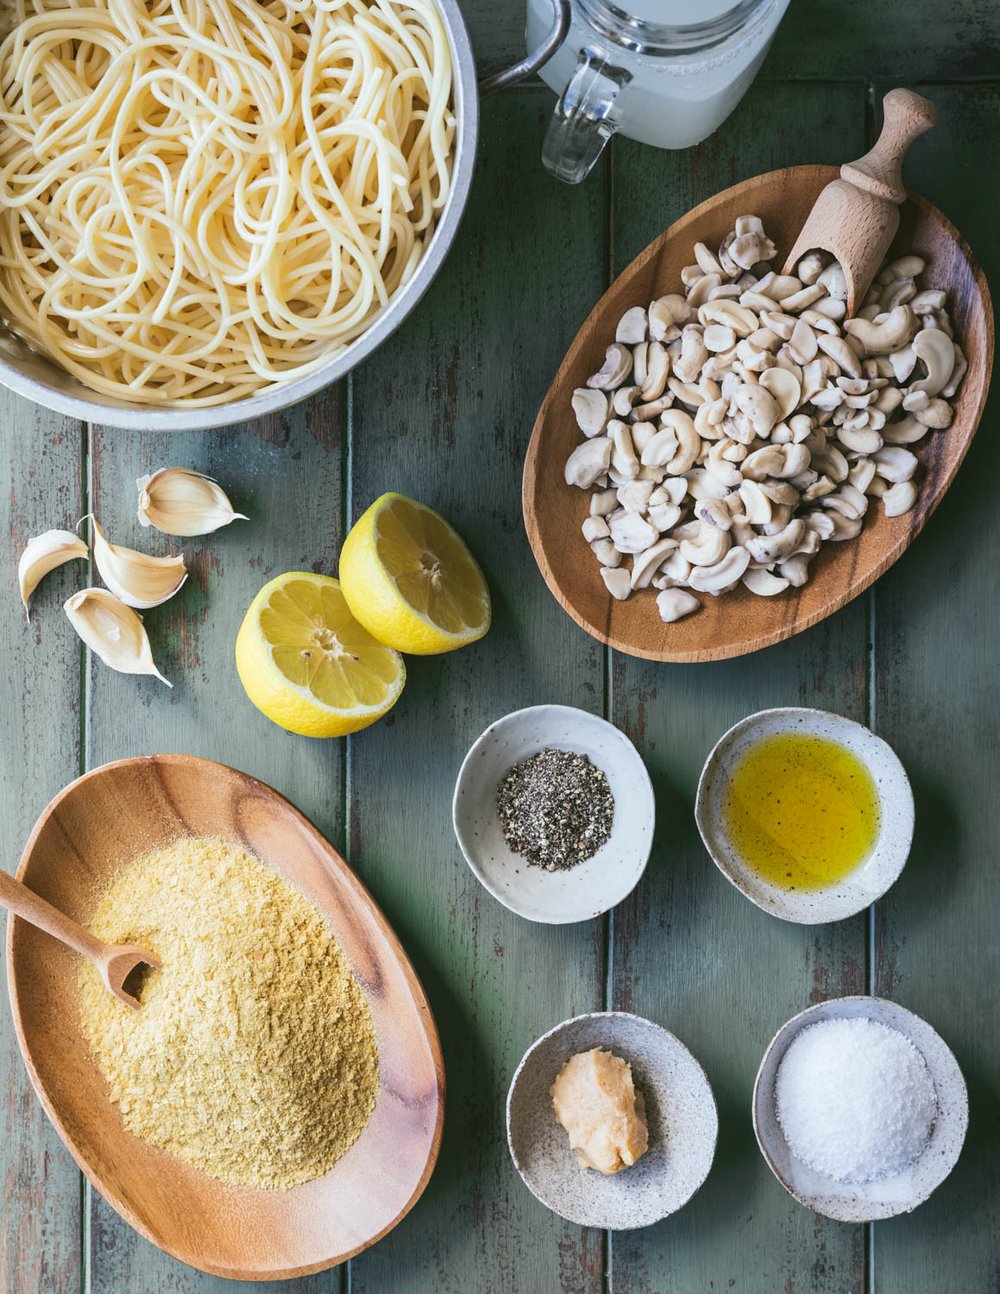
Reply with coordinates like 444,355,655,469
235,572,405,737
339,493,491,655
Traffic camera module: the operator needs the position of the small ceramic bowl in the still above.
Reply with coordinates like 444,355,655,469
753,996,968,1222
452,705,654,923
507,1012,718,1229
695,707,913,924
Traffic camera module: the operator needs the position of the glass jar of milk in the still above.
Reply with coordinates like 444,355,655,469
526,0,790,183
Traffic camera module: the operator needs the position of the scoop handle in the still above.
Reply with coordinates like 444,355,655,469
841,88,936,205
0,868,105,961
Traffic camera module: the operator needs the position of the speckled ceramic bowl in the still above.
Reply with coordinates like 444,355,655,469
452,705,654,924
753,996,968,1222
507,1012,718,1229
695,707,914,924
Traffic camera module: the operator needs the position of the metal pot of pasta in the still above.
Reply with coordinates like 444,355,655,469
0,0,570,430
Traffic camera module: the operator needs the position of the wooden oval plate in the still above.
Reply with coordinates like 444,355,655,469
524,165,993,662
5,755,444,1280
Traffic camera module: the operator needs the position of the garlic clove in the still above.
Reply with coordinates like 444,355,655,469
88,517,186,609
64,588,172,687
18,529,89,619
137,468,247,536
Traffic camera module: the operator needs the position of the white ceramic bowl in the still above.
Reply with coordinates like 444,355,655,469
507,1012,718,1229
695,707,914,924
452,705,654,923
753,996,968,1222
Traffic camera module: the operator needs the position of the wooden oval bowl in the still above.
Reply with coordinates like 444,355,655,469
524,166,993,662
5,755,444,1281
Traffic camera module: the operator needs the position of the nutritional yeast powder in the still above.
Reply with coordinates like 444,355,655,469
78,837,379,1189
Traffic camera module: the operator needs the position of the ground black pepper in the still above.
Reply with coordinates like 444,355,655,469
496,748,614,871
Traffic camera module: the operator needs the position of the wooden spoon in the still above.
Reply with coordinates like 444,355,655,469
783,88,937,314
0,867,157,1007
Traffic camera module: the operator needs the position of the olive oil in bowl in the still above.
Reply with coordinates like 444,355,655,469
722,732,881,891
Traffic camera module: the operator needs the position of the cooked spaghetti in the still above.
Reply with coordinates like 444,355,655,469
0,0,454,405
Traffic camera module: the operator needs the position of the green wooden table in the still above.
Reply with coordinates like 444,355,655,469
2,2,997,1290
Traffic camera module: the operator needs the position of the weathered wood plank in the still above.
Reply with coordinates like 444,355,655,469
346,91,609,1294
767,0,1000,82
872,82,1000,1294
606,83,870,1294
461,0,525,84
0,399,84,1294
84,402,347,1293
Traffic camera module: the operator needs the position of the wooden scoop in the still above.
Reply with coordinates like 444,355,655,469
783,88,937,315
0,867,157,1007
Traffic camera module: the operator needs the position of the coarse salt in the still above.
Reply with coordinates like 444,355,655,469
775,1017,937,1185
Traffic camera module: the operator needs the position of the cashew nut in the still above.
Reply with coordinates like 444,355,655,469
649,294,691,339
639,426,677,469
759,366,801,419
942,345,967,398
844,304,918,356
591,538,621,568
661,410,701,475
601,566,631,600
705,440,743,489
836,424,883,455
816,332,862,379
609,420,640,479
743,568,791,596
651,478,688,507
817,261,848,300
688,546,751,594
848,458,877,493
827,512,864,541
609,511,658,554
631,538,679,590
632,395,674,421
679,524,730,567
778,283,825,313
630,421,657,457
733,384,781,437
641,341,671,401
572,388,609,437
881,414,928,445
616,306,648,345
674,326,709,383
787,318,818,365
909,328,956,397
684,468,729,502
778,553,813,587
699,299,757,337
738,480,773,525
704,323,737,353
648,502,683,533
612,385,641,417
912,397,953,429
822,483,868,521
745,519,806,564
587,343,633,389
657,587,700,623
874,446,918,483
617,480,655,512
565,437,612,488
661,550,692,583
796,251,826,285
882,480,918,517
